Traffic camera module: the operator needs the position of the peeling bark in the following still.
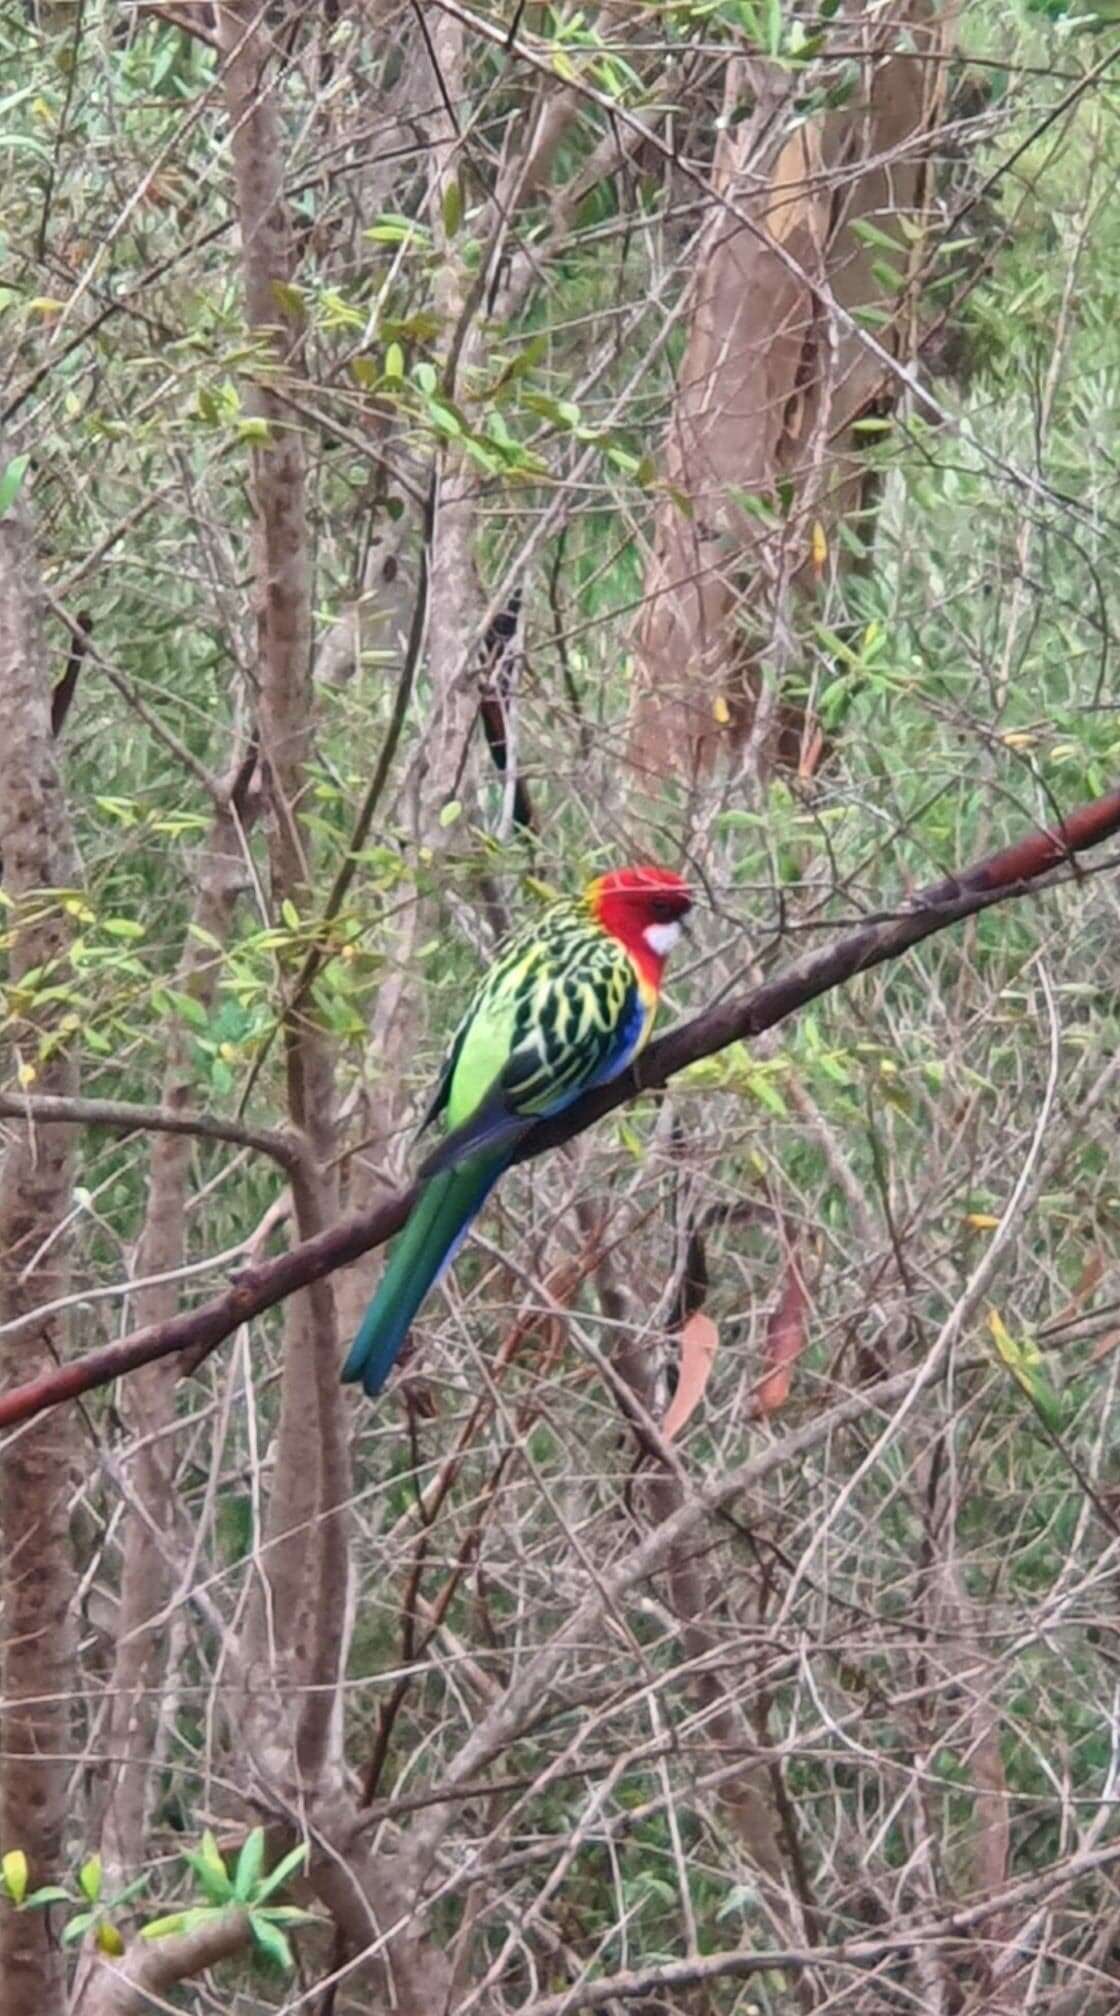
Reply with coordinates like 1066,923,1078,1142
630,2,955,779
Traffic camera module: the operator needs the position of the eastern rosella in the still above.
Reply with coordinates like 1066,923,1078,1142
341,865,693,1397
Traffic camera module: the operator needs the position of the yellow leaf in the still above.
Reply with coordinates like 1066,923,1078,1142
810,520,827,575
28,298,65,318
2,1851,28,1905
712,694,731,726
139,1912,189,1941
988,1309,1062,1431
964,1212,1000,1230
1001,730,1036,750
988,1309,1016,1356
17,1061,36,1088
270,280,304,317
96,1921,125,1956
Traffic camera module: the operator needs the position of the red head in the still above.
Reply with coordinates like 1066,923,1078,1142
586,865,693,987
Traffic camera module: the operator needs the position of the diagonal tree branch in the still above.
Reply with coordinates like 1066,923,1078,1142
0,782,1117,1434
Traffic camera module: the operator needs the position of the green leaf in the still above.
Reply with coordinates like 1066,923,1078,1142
78,1854,102,1904
139,1912,190,1941
111,1875,150,1909
280,899,300,930
617,1116,643,1156
0,454,30,519
143,1902,230,1939
364,213,428,246
427,398,462,437
2,1850,28,1905
249,1912,294,1969
101,918,145,941
21,1885,73,1908
61,1909,95,1945
852,218,905,255
184,1831,234,1907
438,800,462,827
167,989,208,1029
730,487,777,524
251,1841,309,1906
988,1310,1063,1433
384,342,404,379
234,1828,265,1903
746,1069,788,1118
441,177,462,237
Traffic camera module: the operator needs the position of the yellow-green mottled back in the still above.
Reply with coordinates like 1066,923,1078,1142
341,876,682,1400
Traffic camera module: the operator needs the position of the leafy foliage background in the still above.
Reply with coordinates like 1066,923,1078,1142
2,1,1120,2010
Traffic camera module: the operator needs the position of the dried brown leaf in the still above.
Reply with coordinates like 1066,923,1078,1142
752,1247,810,1418
662,1312,719,1443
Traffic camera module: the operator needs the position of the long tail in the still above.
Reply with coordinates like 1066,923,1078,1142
340,1154,506,1398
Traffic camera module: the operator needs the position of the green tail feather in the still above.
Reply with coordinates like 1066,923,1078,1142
341,1154,506,1398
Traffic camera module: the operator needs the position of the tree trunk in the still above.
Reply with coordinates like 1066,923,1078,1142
0,463,80,2016
629,1,955,782
217,0,349,1778
97,787,253,1880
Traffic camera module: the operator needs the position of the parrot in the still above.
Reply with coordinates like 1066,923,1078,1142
341,864,694,1398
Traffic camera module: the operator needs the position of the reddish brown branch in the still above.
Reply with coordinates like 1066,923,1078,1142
1,784,1117,1432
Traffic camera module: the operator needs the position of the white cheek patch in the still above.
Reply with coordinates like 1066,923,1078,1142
644,920,682,956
